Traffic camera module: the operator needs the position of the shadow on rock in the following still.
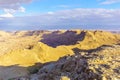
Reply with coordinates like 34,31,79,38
12,55,102,80
72,45,114,54
40,30,86,47
0,65,29,80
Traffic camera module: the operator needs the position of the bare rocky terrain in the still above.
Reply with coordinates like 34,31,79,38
0,30,119,80
11,44,120,80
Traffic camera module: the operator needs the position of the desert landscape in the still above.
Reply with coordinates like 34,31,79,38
0,0,120,80
0,30,119,80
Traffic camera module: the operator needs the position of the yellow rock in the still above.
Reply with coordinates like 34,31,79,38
61,76,70,80
0,30,119,66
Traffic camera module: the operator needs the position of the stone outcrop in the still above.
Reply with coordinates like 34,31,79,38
11,44,120,80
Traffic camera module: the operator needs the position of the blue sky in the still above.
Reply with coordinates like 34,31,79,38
0,0,120,30
16,0,120,15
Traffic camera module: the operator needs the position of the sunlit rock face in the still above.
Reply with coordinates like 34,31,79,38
10,44,120,80
0,30,119,80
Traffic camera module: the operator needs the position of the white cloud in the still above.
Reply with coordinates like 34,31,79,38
19,7,26,12
47,12,54,15
0,0,31,18
0,13,14,17
0,6,25,18
0,8,120,30
100,0,120,4
3,6,25,13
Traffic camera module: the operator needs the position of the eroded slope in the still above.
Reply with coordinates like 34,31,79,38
0,30,119,80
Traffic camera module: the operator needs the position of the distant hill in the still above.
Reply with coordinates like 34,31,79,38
0,30,120,66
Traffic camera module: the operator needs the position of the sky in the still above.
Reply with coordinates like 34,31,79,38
0,0,120,31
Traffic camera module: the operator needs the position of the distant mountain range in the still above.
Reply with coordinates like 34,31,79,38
0,25,120,31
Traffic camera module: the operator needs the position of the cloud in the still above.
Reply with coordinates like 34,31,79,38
0,6,25,18
0,0,32,9
0,13,14,17
0,0,31,18
100,0,120,4
0,8,120,30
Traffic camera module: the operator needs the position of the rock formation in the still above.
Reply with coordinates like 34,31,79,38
0,30,119,80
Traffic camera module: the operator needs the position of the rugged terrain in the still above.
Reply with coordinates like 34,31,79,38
0,30,119,80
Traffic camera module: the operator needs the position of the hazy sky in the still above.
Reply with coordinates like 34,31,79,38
0,0,120,30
